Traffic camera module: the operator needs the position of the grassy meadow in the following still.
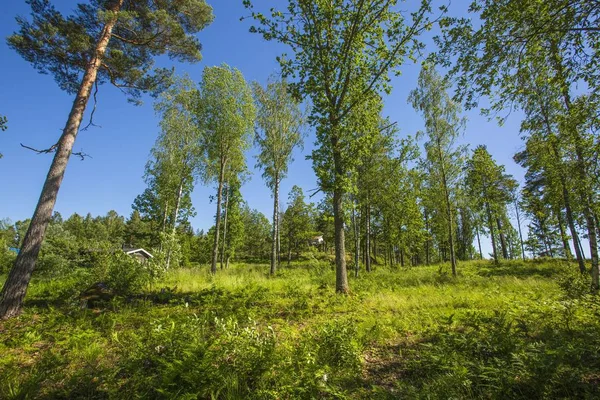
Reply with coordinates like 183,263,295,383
1,258,600,399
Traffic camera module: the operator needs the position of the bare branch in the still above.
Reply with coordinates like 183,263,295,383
82,80,102,131
20,142,92,160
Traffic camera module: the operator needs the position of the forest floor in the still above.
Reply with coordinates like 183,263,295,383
1,258,600,399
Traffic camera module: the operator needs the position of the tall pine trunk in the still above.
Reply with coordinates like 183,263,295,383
352,200,360,278
0,1,123,319
438,143,457,276
496,217,509,259
555,209,572,260
425,210,430,265
550,40,599,288
544,114,585,271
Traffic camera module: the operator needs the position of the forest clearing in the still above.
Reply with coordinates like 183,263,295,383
1,0,599,398
2,258,599,399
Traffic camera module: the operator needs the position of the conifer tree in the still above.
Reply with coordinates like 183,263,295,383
0,0,213,319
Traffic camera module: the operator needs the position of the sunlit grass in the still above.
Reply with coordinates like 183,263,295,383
0,258,598,399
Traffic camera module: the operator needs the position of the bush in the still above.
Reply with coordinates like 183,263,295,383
91,249,149,295
36,252,72,277
0,241,16,274
557,269,592,299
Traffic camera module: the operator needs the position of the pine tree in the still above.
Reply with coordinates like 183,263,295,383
0,0,213,319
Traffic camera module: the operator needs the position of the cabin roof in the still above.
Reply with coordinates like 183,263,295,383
124,248,153,258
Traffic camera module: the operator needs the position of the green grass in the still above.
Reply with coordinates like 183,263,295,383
1,259,599,399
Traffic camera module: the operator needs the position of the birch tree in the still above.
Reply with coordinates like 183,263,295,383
244,0,436,293
148,77,202,268
437,0,599,287
410,66,465,276
253,79,304,275
198,65,255,274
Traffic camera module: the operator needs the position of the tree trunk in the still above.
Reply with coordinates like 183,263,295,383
400,248,405,267
161,202,170,232
383,243,387,267
373,236,377,265
486,203,498,264
220,182,230,270
425,210,430,265
159,201,169,251
439,151,457,275
333,186,348,292
555,209,572,260
365,201,371,272
166,179,184,270
287,236,292,267
332,134,349,293
270,174,279,275
496,217,509,260
277,210,281,267
0,1,123,319
550,39,599,288
352,200,360,278
545,115,585,271
514,200,526,260
210,158,226,274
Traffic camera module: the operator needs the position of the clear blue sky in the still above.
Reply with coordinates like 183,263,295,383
0,1,532,258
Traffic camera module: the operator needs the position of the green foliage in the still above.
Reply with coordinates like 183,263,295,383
8,0,213,101
3,259,600,398
133,76,201,252
91,249,149,295
245,0,437,292
0,239,16,275
253,78,304,189
466,145,519,261
410,65,467,272
281,186,316,260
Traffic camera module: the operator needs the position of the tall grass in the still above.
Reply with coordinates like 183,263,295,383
0,259,598,399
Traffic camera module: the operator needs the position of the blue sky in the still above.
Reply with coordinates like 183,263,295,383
0,1,531,258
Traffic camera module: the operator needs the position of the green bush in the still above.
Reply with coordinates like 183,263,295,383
0,241,16,274
557,269,593,299
91,250,148,295
36,252,72,276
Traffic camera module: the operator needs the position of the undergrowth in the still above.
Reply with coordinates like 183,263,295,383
1,259,599,399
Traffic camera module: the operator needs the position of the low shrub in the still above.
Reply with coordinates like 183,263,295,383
91,249,149,295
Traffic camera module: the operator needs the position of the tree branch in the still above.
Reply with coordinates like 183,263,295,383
21,143,92,160
82,80,102,131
